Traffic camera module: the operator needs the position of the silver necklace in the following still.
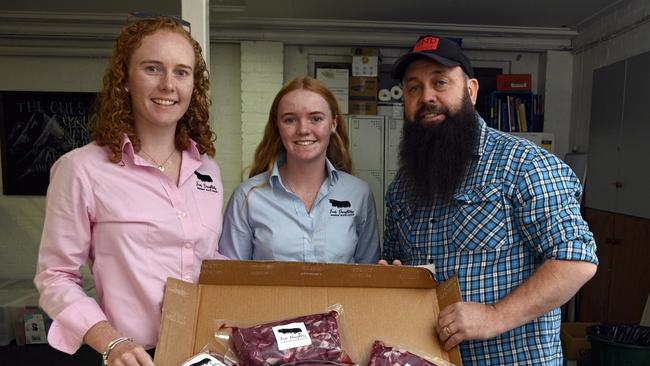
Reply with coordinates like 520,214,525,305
139,148,176,172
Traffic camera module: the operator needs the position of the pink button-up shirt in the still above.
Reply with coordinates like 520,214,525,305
34,137,224,354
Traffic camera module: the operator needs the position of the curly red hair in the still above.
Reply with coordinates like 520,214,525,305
92,17,215,163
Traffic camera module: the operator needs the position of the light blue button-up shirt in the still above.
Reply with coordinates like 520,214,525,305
219,157,380,263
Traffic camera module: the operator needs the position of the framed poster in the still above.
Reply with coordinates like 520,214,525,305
0,91,97,195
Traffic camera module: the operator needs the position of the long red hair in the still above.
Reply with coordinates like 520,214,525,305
249,76,352,177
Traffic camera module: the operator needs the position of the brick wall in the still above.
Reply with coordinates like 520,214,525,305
240,41,284,178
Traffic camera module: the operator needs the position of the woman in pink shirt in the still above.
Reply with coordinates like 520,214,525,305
34,15,224,366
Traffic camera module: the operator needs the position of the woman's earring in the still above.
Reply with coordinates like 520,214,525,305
124,86,130,93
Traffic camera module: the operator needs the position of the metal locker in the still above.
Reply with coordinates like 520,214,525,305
347,115,385,241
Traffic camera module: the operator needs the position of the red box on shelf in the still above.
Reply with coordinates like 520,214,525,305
496,74,532,91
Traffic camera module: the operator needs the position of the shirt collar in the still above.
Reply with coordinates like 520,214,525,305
269,154,339,188
474,115,489,157
120,134,202,163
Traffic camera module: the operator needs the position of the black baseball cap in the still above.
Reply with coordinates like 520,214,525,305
392,35,474,80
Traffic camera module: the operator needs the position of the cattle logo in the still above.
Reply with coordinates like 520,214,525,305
194,171,213,182
329,199,354,217
277,327,302,334
195,171,218,193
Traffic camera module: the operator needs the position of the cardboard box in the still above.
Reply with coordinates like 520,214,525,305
155,260,463,366
349,99,377,115
349,76,378,98
496,74,532,91
351,47,379,77
561,322,598,362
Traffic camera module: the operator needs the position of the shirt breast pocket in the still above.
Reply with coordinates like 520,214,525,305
390,203,419,258
450,183,511,252
194,189,222,234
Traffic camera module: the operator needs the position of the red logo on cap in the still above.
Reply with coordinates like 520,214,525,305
413,37,439,52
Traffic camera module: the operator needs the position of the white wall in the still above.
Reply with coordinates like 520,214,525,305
543,51,574,158
571,0,650,152
211,43,242,200
240,41,284,178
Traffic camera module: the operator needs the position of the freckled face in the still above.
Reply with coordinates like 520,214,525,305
127,30,195,132
277,89,338,166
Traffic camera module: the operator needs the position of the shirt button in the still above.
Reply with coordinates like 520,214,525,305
428,259,434,264
183,274,192,281
185,242,192,248
179,211,187,218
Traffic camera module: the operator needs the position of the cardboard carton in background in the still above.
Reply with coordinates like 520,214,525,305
155,260,463,366
349,76,378,115
561,322,598,363
349,100,377,116
349,76,378,98
351,47,379,77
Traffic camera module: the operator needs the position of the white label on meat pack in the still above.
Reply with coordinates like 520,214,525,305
272,321,312,350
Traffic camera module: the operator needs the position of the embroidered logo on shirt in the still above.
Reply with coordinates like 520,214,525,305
329,199,355,216
194,171,213,182
195,171,218,193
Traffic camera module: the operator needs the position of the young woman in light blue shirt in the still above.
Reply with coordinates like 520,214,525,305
219,76,380,263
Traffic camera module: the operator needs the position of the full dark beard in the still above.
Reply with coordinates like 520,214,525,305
398,92,479,207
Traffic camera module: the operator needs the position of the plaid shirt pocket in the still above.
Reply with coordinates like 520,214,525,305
450,183,511,252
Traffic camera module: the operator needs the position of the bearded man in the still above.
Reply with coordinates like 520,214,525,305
381,36,598,366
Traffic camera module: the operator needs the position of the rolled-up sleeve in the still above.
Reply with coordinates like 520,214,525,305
34,156,107,354
513,154,598,264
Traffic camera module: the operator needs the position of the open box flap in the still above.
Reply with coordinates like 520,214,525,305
155,278,199,366
198,260,437,288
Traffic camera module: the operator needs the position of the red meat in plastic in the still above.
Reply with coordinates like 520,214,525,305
231,310,354,366
368,340,442,366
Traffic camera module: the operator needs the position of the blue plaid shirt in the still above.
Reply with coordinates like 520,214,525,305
383,117,598,365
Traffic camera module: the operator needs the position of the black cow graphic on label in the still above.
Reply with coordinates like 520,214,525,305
278,327,302,334
194,171,213,182
189,358,213,366
329,199,351,208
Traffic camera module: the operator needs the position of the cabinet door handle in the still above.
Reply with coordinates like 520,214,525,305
614,181,623,188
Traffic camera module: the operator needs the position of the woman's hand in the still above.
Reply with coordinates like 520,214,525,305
107,339,155,366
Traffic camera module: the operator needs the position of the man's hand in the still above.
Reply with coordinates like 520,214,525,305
377,259,402,265
436,302,504,351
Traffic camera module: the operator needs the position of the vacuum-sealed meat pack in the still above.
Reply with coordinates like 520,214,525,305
215,306,355,366
368,340,454,366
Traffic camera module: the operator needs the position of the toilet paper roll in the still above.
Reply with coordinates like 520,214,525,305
390,85,403,100
378,89,391,102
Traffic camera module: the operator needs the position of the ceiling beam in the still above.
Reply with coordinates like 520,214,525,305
0,11,575,56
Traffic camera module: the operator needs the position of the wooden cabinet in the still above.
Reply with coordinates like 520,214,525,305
577,208,650,324
585,51,650,219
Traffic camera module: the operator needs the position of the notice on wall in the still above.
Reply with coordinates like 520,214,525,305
0,91,96,195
